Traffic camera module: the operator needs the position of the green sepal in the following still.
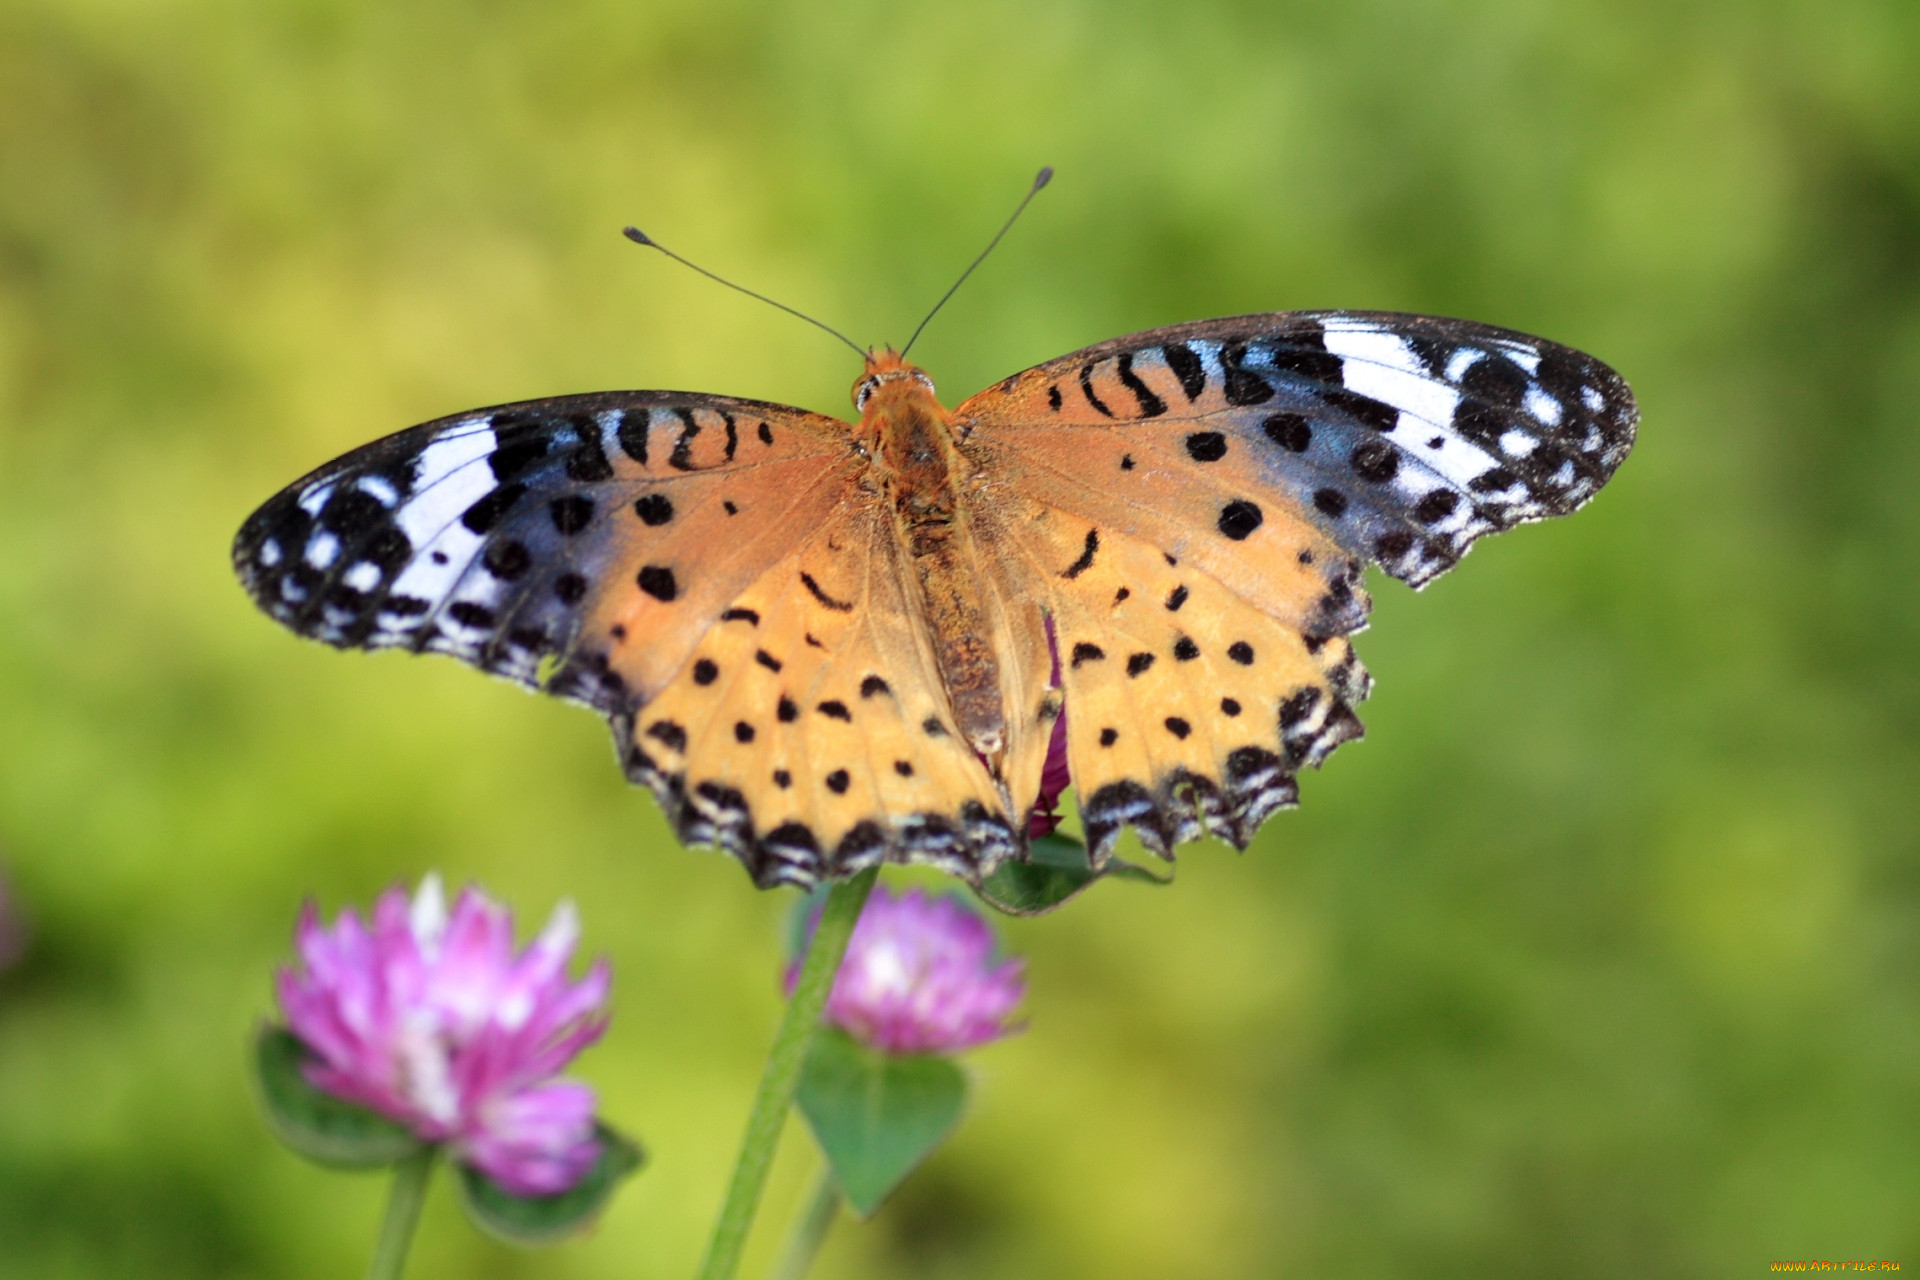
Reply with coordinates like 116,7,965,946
973,833,1172,916
253,1025,424,1168
795,1027,968,1218
455,1123,644,1245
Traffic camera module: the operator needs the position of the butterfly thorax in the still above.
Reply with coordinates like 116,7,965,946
854,350,1009,763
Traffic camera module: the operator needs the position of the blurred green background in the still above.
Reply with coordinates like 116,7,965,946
3,0,1918,1275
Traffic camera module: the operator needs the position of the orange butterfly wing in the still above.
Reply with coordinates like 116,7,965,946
236,391,860,709
955,312,1636,860
234,389,1016,887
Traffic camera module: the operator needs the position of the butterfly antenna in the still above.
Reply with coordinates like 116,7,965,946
900,166,1053,359
621,226,866,358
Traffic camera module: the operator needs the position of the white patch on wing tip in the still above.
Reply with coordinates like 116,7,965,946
1499,429,1538,458
1322,325,1427,378
1327,344,1462,429
341,561,382,592
1494,343,1541,375
297,483,334,517
305,531,340,569
1523,386,1563,426
355,475,400,506
395,425,498,546
1445,349,1485,382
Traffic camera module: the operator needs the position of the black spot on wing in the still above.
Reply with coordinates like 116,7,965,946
1263,412,1311,452
1115,352,1167,417
801,571,855,612
563,416,614,481
1079,363,1114,417
1162,342,1207,400
1414,490,1457,523
461,483,525,534
1185,432,1228,462
638,565,677,601
482,540,531,580
1220,342,1273,405
1313,489,1349,518
1351,439,1399,483
617,410,650,465
488,432,548,482
1324,387,1400,434
1218,500,1263,540
1263,324,1342,383
668,408,701,471
1061,528,1099,579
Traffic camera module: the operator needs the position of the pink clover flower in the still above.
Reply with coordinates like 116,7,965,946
276,875,610,1195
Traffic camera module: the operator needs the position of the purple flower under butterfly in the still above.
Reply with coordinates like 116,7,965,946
276,875,611,1196
793,887,1026,1055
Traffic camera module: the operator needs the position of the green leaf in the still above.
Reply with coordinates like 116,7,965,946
795,1028,968,1218
253,1025,423,1169
455,1123,644,1246
972,833,1171,916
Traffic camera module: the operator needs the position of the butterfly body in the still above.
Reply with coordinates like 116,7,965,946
235,311,1636,889
857,350,1011,763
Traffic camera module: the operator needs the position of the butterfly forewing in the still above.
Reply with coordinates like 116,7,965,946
233,391,859,711
959,311,1637,588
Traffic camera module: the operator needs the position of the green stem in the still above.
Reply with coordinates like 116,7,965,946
365,1146,435,1280
695,867,877,1280
767,1169,841,1280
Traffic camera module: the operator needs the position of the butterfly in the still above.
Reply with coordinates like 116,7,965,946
234,310,1636,890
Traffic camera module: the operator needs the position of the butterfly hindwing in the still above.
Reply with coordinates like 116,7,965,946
618,492,1018,888
979,496,1369,861
233,391,861,713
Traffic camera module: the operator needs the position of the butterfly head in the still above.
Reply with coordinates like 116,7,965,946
853,347,938,415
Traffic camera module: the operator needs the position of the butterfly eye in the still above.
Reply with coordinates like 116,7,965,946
855,378,878,411
911,371,937,395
